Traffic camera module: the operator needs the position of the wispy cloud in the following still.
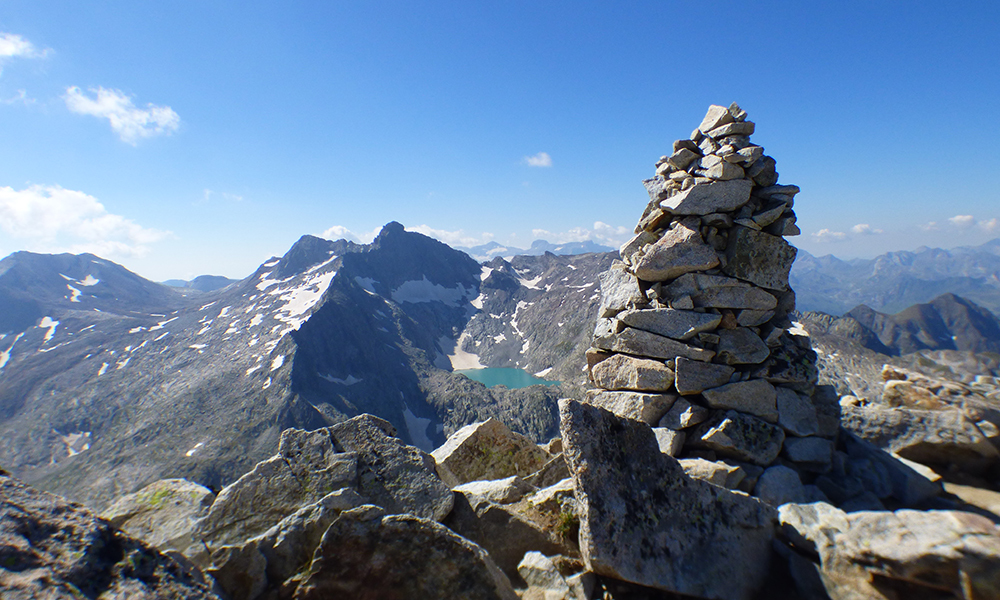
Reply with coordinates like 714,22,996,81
980,218,998,232
407,225,495,247
64,86,180,145
850,223,883,235
1,89,34,106
0,184,170,258
523,152,553,168
202,189,244,203
812,228,848,242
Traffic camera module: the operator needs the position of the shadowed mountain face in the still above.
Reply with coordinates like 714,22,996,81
791,239,1000,315
845,293,1000,356
0,224,611,509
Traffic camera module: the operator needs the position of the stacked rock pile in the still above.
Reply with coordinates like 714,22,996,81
585,103,841,505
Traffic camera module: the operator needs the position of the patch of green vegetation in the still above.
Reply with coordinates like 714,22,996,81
141,487,175,508
556,510,579,539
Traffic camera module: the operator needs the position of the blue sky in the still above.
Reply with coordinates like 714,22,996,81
1,1,998,281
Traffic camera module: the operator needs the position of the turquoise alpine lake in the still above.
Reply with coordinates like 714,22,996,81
455,368,558,389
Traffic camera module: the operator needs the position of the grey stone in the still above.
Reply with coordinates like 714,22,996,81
196,432,358,548
652,427,686,457
707,121,755,138
776,387,819,437
755,184,800,200
752,204,786,228
454,476,533,505
590,353,675,392
747,155,778,187
332,414,455,521
663,272,777,310
698,104,734,134
841,404,1000,473
689,410,786,466
432,418,550,489
667,147,700,170
517,552,576,600
0,475,222,599
753,341,819,393
737,309,774,327
778,503,1000,600
717,327,771,365
679,458,745,489
838,491,885,512
658,179,753,216
674,357,735,395
619,230,657,262
295,506,519,600
616,307,721,341
101,478,214,554
559,399,777,600
702,212,733,228
736,145,763,164
765,214,800,237
585,390,677,425
723,225,797,291
593,327,716,362
845,458,893,499
206,541,267,600
754,465,806,506
782,437,834,472
707,161,745,181
658,397,711,430
733,217,761,230
598,267,645,318
727,102,747,121
701,379,778,423
632,219,720,281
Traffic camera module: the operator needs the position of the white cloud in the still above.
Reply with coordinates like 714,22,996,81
979,218,998,232
812,229,847,242
523,152,553,168
850,223,883,235
531,221,631,248
948,214,975,228
64,86,180,145
202,189,244,203
0,33,49,76
319,225,380,244
406,225,495,247
921,221,939,231
0,184,169,258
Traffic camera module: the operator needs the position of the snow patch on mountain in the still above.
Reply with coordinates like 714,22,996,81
38,317,59,343
391,276,475,307
439,333,483,370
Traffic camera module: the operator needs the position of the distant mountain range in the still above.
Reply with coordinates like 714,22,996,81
791,238,1000,316
0,223,609,509
161,275,240,293
454,239,614,262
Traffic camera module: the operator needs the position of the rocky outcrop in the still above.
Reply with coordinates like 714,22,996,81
778,502,1000,600
560,398,777,600
294,505,519,600
0,473,221,599
101,478,215,554
431,418,550,488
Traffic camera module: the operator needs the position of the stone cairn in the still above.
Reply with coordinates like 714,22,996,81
585,103,841,503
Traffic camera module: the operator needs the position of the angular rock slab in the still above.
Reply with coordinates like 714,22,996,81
101,478,215,553
716,327,771,365
674,357,735,395
775,387,818,437
598,267,645,318
632,220,720,281
658,397,711,430
689,410,786,466
701,379,778,423
0,475,221,599
585,390,677,425
294,505,519,600
663,273,777,310
593,327,715,362
658,179,753,216
590,353,674,392
723,225,797,291
779,502,1000,600
332,414,455,522
559,399,777,600
432,418,550,489
616,307,721,341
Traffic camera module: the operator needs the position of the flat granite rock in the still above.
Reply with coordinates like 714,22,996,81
674,357,735,395
593,326,716,362
658,179,753,216
598,266,646,318
101,478,215,553
585,390,677,425
590,353,675,392
689,410,786,466
616,307,722,341
559,399,777,600
701,379,778,423
723,225,797,291
431,418,549,490
633,219,720,282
